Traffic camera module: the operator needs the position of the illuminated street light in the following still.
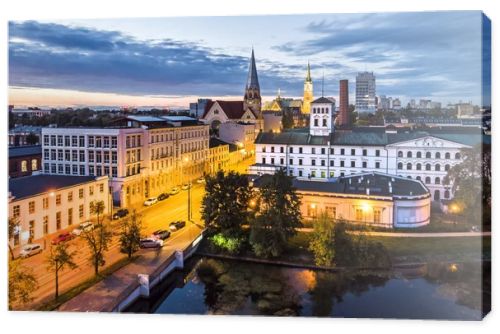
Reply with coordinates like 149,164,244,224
310,203,316,209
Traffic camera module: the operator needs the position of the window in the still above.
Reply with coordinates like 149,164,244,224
340,149,345,155
435,164,441,171
330,148,334,155
29,201,35,214
262,158,266,164
314,119,318,126
280,158,284,165
355,209,363,221
44,149,50,160
89,186,94,196
445,164,450,171
79,204,84,218
417,152,422,158
455,153,461,160
362,161,367,168
435,152,441,159
112,151,117,163
311,171,316,178
444,190,450,199
50,135,56,146
89,136,95,147
80,150,85,162
299,147,303,154
280,147,284,153
289,147,293,153
298,159,303,166
43,197,49,209
340,161,345,167
330,160,334,167
407,151,412,158
79,136,85,147
271,146,275,153
375,150,380,157
426,152,431,158
57,135,63,146
363,149,367,156
68,208,73,225
79,188,84,199
311,159,316,166
426,164,431,171
416,176,421,181
29,220,35,241
72,136,78,147
13,205,20,217
398,162,403,169
375,162,380,169
43,216,49,235
322,119,327,126
351,149,355,156
351,161,355,168
44,135,49,145
321,148,325,155
21,160,28,172
31,159,38,171
398,151,403,158
435,177,441,184
312,148,316,154
407,163,412,170
416,163,422,170
104,136,110,148
374,209,381,224
56,212,61,230
425,177,431,184
56,194,61,205
445,152,451,159
111,136,117,148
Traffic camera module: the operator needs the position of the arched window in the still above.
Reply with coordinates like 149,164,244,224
398,151,403,158
435,152,441,159
425,177,431,184
426,152,431,158
455,152,461,160
322,118,327,126
31,159,38,171
425,164,431,171
416,152,422,158
407,151,412,158
435,164,441,171
314,119,318,126
445,164,450,171
407,176,412,179
407,163,412,170
444,190,450,199
416,176,421,181
435,177,440,184
398,162,403,169
445,152,451,159
416,163,422,170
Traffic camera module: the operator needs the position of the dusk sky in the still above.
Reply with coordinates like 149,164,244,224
9,11,488,109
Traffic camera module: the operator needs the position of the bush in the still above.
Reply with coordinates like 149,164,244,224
209,234,245,254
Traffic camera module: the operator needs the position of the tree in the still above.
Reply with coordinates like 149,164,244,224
445,143,491,225
250,169,302,258
281,109,294,129
119,211,143,259
308,211,335,267
201,170,252,238
25,132,39,145
9,259,38,309
8,217,18,260
46,243,77,300
81,200,112,276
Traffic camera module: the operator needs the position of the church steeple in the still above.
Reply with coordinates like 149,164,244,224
302,61,314,114
244,48,262,114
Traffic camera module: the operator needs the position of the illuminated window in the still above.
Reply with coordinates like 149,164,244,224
21,160,28,172
374,209,381,224
31,159,38,171
43,216,49,235
355,209,363,221
79,204,84,218
29,201,35,214
56,212,61,230
13,205,20,218
56,194,61,205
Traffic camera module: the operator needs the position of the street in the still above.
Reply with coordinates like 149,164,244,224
12,158,253,309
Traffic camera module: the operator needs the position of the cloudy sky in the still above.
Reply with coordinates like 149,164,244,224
8,11,489,108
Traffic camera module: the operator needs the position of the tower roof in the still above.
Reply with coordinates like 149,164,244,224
246,48,260,90
305,62,312,82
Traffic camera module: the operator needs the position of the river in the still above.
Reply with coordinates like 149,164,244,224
124,257,489,320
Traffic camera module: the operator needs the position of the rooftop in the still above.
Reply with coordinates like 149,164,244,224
251,172,429,199
9,145,42,158
9,175,101,200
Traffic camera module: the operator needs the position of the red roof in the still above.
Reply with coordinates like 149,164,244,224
202,100,255,119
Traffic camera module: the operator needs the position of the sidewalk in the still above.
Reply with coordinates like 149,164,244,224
58,223,202,312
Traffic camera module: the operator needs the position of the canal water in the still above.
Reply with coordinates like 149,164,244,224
124,257,488,320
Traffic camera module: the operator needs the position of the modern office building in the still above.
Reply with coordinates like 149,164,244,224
355,72,376,113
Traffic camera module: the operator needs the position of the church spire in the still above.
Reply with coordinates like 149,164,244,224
246,48,260,90
244,48,262,114
305,61,312,83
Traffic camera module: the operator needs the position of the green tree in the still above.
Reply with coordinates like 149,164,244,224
281,109,294,129
9,259,38,309
308,211,335,267
119,211,143,259
250,169,302,258
25,132,39,145
8,217,18,260
46,243,77,300
82,200,112,276
445,143,491,224
201,170,252,238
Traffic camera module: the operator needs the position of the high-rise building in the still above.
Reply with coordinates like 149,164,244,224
243,48,261,114
338,79,349,127
302,62,313,114
355,72,376,113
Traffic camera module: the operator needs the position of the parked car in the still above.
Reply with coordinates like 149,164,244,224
169,220,186,231
196,177,205,184
143,197,158,206
113,208,129,220
181,183,192,190
158,193,169,201
152,229,171,240
51,233,74,245
19,243,43,258
71,221,94,236
139,238,164,249
170,187,180,195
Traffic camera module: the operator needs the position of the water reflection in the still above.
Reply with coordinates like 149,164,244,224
124,257,488,320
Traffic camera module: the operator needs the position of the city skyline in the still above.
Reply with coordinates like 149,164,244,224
9,12,489,108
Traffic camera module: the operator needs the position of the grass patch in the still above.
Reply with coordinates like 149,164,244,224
37,256,138,311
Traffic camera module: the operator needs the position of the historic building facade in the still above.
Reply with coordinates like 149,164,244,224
9,145,42,178
302,62,314,114
250,100,481,202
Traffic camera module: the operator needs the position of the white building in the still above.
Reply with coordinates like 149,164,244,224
250,99,482,202
355,72,376,113
41,116,209,208
251,172,431,228
8,175,110,247
218,121,258,157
